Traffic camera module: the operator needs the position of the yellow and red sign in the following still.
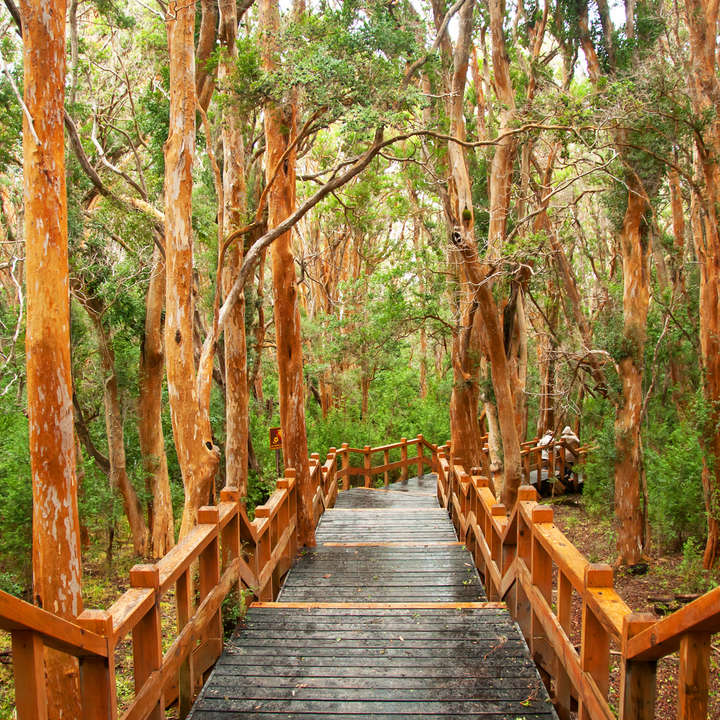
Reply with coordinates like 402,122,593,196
269,427,282,450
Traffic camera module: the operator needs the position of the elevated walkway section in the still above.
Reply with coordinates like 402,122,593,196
189,477,557,719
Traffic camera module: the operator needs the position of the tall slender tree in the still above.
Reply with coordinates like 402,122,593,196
164,0,220,537
20,0,83,715
260,0,314,545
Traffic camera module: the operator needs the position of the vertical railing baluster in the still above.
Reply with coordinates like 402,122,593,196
678,631,711,720
77,609,116,720
363,446,371,488
578,564,612,720
129,564,164,720
619,613,657,720
341,443,350,490
11,630,48,720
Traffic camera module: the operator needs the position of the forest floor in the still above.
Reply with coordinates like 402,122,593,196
550,496,720,719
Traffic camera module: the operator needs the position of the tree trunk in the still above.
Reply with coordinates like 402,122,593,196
261,0,314,545
360,375,370,419
219,0,250,496
614,179,650,566
682,0,720,567
20,0,83,715
91,312,149,555
139,246,174,557
164,0,220,538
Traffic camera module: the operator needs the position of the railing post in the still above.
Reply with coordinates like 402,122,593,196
363,446,372,488
678,631,711,720
556,570,573,720
437,451,447,507
176,564,194,718
129,564,164,720
341,443,350,490
488,504,505,600
310,452,321,491
515,490,534,643
328,447,337,505
383,448,390,487
220,488,242,602
557,445,566,485
619,613,657,720
579,564,612,720
254,504,274,600
198,506,222,673
531,506,554,688
416,434,424,480
285,467,298,556
11,630,48,720
400,437,408,484
77,610,117,720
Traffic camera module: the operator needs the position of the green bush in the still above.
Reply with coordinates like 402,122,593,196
645,423,706,551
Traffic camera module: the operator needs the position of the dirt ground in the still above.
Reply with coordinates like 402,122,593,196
549,497,720,720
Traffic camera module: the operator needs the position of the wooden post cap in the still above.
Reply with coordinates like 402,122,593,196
532,506,553,524
417,434,423,440
130,564,159,589
622,612,656,647
285,467,297,477
198,506,220,524
470,466,482,476
585,563,613,588
276,478,289,489
518,485,538,502
474,476,489,488
438,451,446,459
77,609,113,636
311,452,320,460
491,504,506,517
220,488,241,503
364,445,371,451
322,466,328,474
458,471,470,483
341,443,349,449
329,447,337,453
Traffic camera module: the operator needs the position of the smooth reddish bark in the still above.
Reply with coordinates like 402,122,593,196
261,0,314,545
20,0,83,715
164,0,219,537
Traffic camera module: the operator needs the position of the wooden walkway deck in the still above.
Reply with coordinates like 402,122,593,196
189,476,558,719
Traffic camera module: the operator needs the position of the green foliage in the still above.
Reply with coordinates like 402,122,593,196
677,538,718,594
0,411,32,593
645,422,706,550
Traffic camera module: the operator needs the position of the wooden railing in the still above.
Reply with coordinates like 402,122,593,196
334,434,435,489
437,448,720,720
477,433,589,490
0,435,439,719
1,461,309,720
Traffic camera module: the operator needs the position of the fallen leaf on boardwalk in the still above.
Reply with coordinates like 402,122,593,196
323,574,332,578
399,636,404,641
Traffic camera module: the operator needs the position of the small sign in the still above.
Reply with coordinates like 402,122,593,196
269,427,282,450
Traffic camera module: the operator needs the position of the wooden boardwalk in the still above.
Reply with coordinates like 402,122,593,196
189,476,557,719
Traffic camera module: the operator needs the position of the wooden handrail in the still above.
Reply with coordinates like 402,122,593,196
626,586,720,661
0,591,108,658
437,448,720,720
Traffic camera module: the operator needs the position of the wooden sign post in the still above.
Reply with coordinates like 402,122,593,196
269,427,283,477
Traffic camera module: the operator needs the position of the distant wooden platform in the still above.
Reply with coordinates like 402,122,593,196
189,476,558,719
